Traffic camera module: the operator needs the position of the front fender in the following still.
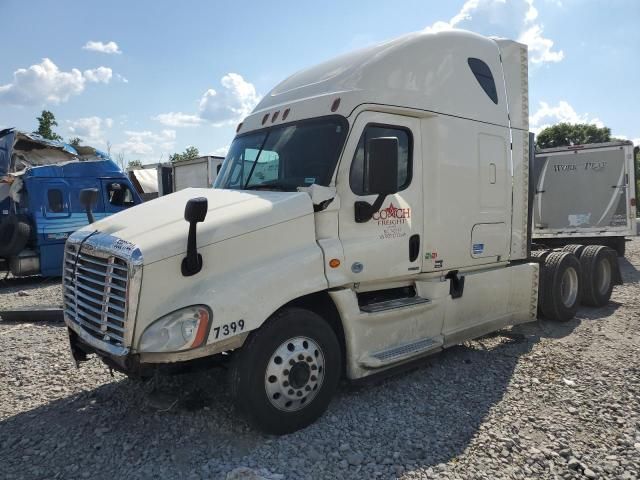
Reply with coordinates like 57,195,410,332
132,213,328,355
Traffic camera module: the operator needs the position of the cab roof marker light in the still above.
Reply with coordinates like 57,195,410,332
236,122,243,133
331,98,341,112
272,111,280,123
262,113,269,125
282,108,290,121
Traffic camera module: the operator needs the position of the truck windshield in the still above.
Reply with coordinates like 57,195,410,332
214,116,348,191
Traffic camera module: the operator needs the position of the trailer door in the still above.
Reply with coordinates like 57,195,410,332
534,145,631,234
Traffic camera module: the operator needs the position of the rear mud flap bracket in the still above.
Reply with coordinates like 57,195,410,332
445,270,465,299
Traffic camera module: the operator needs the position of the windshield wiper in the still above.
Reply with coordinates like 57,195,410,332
243,132,270,189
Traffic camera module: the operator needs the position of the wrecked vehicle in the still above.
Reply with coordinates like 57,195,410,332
0,129,142,276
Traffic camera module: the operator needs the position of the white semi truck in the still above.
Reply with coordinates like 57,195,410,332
63,30,621,434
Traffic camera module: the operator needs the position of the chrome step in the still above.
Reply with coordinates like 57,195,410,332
360,336,443,369
359,296,430,313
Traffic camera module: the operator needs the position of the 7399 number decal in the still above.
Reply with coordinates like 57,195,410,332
212,320,245,339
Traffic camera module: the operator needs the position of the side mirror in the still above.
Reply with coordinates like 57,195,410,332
182,197,208,276
79,188,99,224
184,197,208,223
354,137,399,223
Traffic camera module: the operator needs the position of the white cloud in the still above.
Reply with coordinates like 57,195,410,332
199,73,261,126
114,129,177,159
115,73,129,83
518,24,564,64
424,0,563,65
529,100,603,134
67,116,113,145
83,41,122,55
153,112,204,127
154,73,260,128
83,66,113,83
212,145,229,156
0,58,113,106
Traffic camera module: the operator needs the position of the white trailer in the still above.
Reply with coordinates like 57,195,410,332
63,30,622,434
532,141,636,256
157,156,224,196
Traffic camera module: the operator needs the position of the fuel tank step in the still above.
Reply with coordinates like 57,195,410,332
359,335,443,369
359,296,431,313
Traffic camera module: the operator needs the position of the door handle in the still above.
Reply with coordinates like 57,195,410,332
409,234,420,262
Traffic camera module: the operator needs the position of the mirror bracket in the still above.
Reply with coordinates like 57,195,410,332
181,223,203,276
354,194,387,223
79,188,99,224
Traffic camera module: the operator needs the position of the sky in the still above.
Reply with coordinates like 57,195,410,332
0,0,638,164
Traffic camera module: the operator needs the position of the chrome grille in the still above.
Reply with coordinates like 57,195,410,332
63,243,129,348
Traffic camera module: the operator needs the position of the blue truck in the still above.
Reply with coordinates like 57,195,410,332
0,128,142,277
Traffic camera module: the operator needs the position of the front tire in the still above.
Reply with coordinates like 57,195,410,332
229,307,342,434
0,215,31,258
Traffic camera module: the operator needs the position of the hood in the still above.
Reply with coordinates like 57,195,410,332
85,188,315,264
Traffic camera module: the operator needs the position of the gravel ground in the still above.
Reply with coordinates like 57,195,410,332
0,273,62,310
1,242,639,480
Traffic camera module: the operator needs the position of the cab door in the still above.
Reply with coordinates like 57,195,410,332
336,112,423,284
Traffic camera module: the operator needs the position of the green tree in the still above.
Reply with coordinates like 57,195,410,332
536,123,611,149
128,159,143,169
68,137,82,147
170,146,200,163
34,110,63,141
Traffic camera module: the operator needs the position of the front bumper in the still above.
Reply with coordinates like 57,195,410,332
68,326,248,377
68,327,140,374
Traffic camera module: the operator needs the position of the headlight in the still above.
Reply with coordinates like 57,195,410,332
139,305,211,353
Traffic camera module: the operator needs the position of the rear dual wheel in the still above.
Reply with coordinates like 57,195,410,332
580,245,616,307
539,251,581,322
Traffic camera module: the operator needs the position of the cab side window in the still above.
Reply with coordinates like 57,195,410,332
467,57,498,104
47,189,64,212
107,182,135,207
350,125,412,195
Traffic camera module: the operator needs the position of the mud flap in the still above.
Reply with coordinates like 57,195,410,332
67,329,88,367
610,250,623,285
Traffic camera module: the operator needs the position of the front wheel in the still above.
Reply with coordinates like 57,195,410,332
229,307,342,434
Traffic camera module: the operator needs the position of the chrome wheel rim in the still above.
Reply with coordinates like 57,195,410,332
596,258,612,295
560,267,579,307
265,336,325,412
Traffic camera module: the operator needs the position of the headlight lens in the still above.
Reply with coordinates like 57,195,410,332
139,305,211,353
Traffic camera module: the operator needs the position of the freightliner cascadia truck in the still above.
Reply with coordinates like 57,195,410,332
63,30,622,434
